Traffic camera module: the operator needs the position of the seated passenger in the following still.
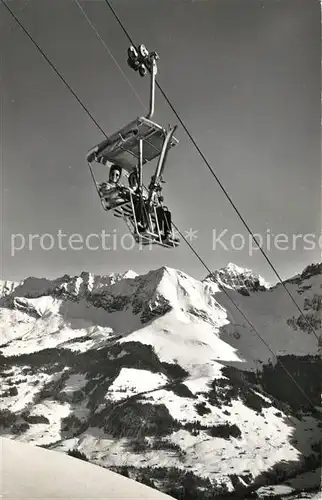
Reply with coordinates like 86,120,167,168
128,170,148,196
128,170,148,232
98,164,128,209
128,170,139,193
99,164,122,191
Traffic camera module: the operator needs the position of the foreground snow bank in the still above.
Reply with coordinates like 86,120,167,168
0,437,173,499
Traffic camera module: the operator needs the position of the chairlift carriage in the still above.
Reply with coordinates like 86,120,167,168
86,43,180,248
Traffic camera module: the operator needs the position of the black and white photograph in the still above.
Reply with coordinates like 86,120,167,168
0,0,321,498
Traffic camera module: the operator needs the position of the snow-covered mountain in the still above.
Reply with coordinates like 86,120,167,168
0,262,321,499
206,262,271,292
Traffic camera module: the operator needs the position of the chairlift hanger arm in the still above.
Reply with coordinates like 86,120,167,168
127,44,159,120
87,43,179,173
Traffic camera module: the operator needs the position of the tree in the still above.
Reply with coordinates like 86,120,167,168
182,471,197,500
67,449,88,462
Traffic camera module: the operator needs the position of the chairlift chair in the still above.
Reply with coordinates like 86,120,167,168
86,44,180,248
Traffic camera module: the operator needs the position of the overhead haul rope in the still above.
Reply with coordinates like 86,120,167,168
73,0,146,111
2,0,319,410
103,0,320,343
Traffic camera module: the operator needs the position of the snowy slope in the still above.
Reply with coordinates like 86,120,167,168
1,436,173,499
0,263,321,499
204,263,320,369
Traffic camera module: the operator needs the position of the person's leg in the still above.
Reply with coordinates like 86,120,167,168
163,209,172,237
161,208,180,243
133,196,148,231
155,206,166,238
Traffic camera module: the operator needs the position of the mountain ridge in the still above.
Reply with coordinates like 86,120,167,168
0,261,321,499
